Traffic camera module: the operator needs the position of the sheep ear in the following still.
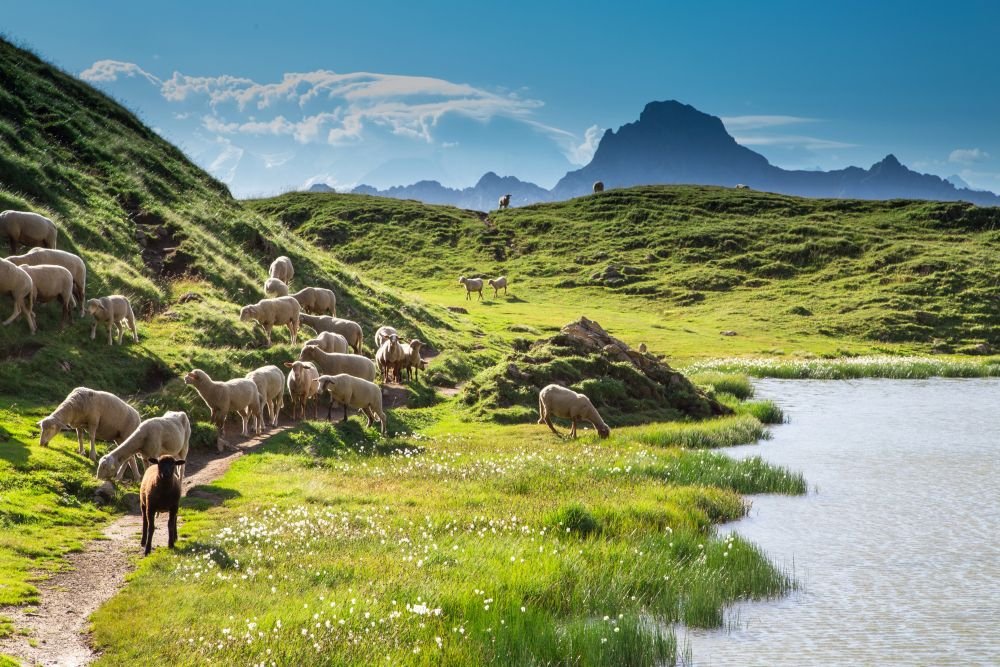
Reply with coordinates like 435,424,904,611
175,460,185,465
148,457,158,464
283,361,294,367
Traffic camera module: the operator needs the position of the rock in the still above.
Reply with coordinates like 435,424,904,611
447,306,468,314
178,292,203,303
94,481,116,504
720,330,738,336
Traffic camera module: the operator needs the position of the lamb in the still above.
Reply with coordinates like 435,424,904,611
299,314,363,354
239,296,300,346
284,360,321,420
139,455,185,556
374,325,398,350
86,295,138,345
537,384,610,439
458,276,484,301
39,387,142,473
0,257,36,333
290,286,337,316
269,255,294,286
498,194,511,210
400,339,425,382
375,334,406,383
183,369,263,447
264,277,289,297
97,411,191,482
302,330,349,354
317,373,386,435
298,345,377,382
21,264,75,328
487,276,508,297
245,364,286,428
593,181,604,193
0,210,57,255
8,248,86,317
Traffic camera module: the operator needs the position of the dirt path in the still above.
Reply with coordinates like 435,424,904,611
0,426,289,667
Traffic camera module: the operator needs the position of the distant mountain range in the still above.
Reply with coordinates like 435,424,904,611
311,100,1000,210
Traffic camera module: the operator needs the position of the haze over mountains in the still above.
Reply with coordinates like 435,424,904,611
341,101,1000,210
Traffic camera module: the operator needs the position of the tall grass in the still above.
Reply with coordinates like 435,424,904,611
689,372,755,400
622,416,768,449
687,355,1000,379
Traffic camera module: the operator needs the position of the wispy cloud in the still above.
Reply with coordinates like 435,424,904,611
80,59,161,86
734,134,856,150
948,147,990,164
721,115,814,131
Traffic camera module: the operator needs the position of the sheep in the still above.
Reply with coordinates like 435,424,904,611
593,181,604,193
302,330,349,354
38,387,142,473
245,364,286,428
284,360,321,420
183,369,263,447
264,277,289,297
269,255,294,286
298,345,377,382
86,295,138,345
316,373,386,435
0,210,57,255
400,339,425,382
736,183,750,190
374,325,398,350
498,194,511,210
537,384,610,439
290,286,337,316
97,411,191,482
459,276,484,301
139,455,185,556
239,296,300,346
299,314,363,354
8,248,86,317
0,257,36,334
375,334,406,383
21,264,75,328
487,276,508,297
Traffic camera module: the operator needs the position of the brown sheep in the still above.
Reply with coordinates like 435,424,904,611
139,455,185,556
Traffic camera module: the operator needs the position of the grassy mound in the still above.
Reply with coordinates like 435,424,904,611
463,317,727,424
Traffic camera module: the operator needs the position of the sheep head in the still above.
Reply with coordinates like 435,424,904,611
85,299,103,316
149,455,185,479
183,369,207,386
96,453,118,481
597,425,611,439
239,305,257,321
37,416,65,446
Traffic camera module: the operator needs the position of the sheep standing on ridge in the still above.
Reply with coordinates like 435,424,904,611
240,296,300,346
139,455,185,556
299,314,363,354
245,364,285,428
302,331,349,354
375,334,406,383
498,193,511,210
593,181,604,193
21,264,75,328
284,360,321,420
39,387,141,470
0,257,36,333
86,295,138,345
0,210,57,255
459,276,484,301
537,384,610,439
8,248,86,317
264,277,289,297
183,369,263,448
488,276,508,297
317,373,386,435
290,286,336,316
269,256,294,286
97,411,191,482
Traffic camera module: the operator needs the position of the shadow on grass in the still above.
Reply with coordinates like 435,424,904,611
183,484,242,510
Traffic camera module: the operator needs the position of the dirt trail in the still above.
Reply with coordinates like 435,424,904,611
0,426,289,667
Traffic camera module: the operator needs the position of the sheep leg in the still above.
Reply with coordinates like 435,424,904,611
2,306,21,325
90,320,97,340
74,428,85,457
503,286,508,295
127,456,141,481
140,507,149,548
107,321,114,345
477,289,483,301
363,407,375,428
129,315,138,342
376,409,386,436
570,419,578,439
168,507,178,549
88,429,98,462
289,321,297,345
264,324,272,347
144,511,155,556
117,320,126,345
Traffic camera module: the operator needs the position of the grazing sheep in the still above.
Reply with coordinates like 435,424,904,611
317,373,386,435
736,183,750,190
264,277,289,297
400,339,425,382
139,455,185,556
375,334,406,383
97,411,191,482
240,296,300,346
245,364,286,428
8,248,86,317
21,264,75,327
487,276,508,297
269,256,294,286
183,369,263,446
284,360,321,420
298,346,377,382
302,331,349,354
86,295,138,345
39,387,142,473
374,325,398,350
537,384,610,439
593,181,604,193
299,314,363,354
0,257,36,333
498,194,511,210
458,276,484,301
0,210,57,255
290,286,337,316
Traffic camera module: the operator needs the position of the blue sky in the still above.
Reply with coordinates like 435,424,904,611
3,0,998,197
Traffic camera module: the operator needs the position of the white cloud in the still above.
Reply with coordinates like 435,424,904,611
734,134,856,150
721,115,814,131
565,124,603,165
208,138,244,183
80,60,161,86
948,148,990,164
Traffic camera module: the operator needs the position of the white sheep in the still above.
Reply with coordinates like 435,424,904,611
240,296,300,346
498,194,511,210
0,257,36,333
375,334,407,383
38,387,142,471
284,360,321,420
537,384,610,439
299,314,363,354
374,325,398,350
593,181,605,193
97,411,191,482
736,184,750,190
290,286,337,316
459,276,484,301
317,373,387,435
298,346,377,382
245,364,286,428
302,331,349,354
86,295,138,345
487,276,508,297
0,210,57,254
264,277,289,297
400,339,425,382
269,256,294,286
8,248,86,317
21,264,75,328
183,369,263,447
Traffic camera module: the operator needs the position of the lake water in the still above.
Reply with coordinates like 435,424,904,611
683,378,1000,666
